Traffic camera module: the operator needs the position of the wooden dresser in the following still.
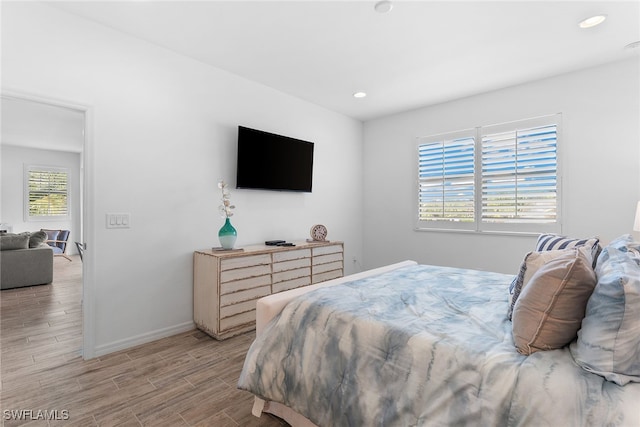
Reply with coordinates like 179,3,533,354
194,241,344,340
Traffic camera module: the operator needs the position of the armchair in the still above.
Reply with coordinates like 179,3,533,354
42,229,72,261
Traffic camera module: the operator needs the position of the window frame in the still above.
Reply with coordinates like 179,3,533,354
24,165,71,222
415,114,562,235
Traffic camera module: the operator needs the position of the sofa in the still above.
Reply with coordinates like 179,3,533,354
0,231,53,290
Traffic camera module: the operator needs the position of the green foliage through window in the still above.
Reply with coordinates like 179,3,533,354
27,168,69,218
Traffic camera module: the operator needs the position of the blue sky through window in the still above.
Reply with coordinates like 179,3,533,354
418,122,558,225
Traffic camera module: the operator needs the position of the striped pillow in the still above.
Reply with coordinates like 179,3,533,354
508,256,529,320
536,234,601,266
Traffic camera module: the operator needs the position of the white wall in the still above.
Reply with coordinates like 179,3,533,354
363,58,640,274
1,145,81,254
1,2,363,356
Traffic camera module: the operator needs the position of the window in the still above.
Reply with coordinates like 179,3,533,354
416,114,561,234
24,165,70,220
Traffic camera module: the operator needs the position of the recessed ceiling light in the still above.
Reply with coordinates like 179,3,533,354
578,15,607,29
353,92,367,99
374,1,393,14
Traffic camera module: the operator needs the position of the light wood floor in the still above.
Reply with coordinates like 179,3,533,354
0,256,288,426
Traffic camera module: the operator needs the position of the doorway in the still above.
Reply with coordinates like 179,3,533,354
0,92,93,359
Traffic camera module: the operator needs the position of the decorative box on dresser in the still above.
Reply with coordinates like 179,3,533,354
194,241,344,340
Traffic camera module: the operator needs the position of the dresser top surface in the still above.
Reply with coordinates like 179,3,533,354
195,240,343,258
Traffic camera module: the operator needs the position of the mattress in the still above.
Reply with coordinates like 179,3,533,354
239,263,640,426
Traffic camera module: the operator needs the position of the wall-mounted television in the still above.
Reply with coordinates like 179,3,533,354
236,126,314,192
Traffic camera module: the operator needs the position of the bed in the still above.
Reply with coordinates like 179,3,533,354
238,236,640,427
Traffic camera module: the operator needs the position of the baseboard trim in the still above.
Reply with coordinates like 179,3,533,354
93,321,196,357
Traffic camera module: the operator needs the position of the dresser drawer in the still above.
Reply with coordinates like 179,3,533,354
220,264,271,283
273,276,311,293
273,257,311,273
313,261,343,275
221,254,271,270
220,299,256,319
220,285,270,306
312,244,343,257
221,275,271,295
220,310,256,331
313,252,343,266
273,248,311,263
273,268,311,285
312,269,343,284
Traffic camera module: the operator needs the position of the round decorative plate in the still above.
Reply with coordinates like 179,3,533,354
310,224,328,241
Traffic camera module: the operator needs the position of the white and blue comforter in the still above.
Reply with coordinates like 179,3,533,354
238,264,639,426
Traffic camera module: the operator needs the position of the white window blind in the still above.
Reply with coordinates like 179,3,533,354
481,124,558,225
416,114,561,233
25,166,70,220
417,130,475,230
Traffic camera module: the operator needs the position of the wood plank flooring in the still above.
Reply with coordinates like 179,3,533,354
0,256,288,426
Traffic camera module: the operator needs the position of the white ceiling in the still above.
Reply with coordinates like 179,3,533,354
47,0,640,121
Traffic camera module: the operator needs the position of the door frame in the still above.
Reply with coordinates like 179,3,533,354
1,89,96,359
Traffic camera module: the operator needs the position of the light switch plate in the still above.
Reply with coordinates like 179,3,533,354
106,213,131,229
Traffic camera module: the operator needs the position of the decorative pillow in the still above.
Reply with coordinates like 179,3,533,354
508,249,574,320
603,234,640,257
508,254,530,319
535,233,601,266
570,245,640,385
29,230,48,248
42,229,59,246
0,232,30,251
512,247,596,355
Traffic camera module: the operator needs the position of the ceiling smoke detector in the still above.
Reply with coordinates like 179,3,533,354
374,1,393,14
624,41,640,50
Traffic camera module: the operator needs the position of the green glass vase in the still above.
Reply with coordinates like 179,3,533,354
218,217,237,249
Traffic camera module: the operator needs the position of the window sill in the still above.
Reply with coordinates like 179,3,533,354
413,227,542,238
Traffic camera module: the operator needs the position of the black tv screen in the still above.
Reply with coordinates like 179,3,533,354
236,126,314,192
